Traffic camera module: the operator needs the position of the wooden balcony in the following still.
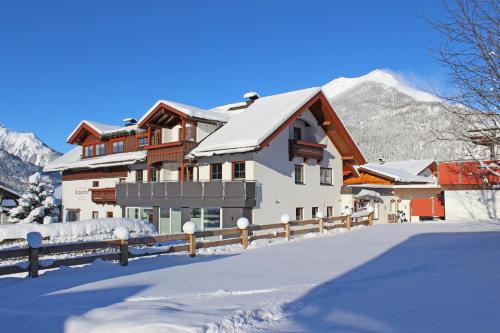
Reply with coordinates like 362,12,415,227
146,141,198,164
289,140,326,162
90,187,116,204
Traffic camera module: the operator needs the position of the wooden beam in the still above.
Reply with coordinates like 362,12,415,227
342,155,355,160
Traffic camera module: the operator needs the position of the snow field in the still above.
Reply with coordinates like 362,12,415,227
1,220,499,333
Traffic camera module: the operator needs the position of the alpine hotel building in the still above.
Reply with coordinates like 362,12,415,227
45,88,365,234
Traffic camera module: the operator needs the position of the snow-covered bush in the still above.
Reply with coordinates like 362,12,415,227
8,172,59,224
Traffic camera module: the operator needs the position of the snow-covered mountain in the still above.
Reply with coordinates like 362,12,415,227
0,123,60,167
323,70,467,162
0,124,61,192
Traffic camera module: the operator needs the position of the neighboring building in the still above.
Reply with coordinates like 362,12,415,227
438,160,499,220
342,159,443,223
0,183,20,224
45,88,365,233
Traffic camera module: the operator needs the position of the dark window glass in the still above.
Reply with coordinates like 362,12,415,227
327,206,333,217
320,167,333,185
92,211,98,219
233,161,245,180
92,181,99,187
295,165,304,184
293,127,302,140
112,141,124,153
211,163,223,180
84,145,93,158
136,170,144,183
95,143,105,156
138,137,148,147
106,211,113,218
150,168,158,182
312,207,319,219
295,207,303,221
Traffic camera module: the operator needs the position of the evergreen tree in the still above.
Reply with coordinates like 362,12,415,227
8,172,59,224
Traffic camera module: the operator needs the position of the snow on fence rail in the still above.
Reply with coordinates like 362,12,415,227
0,211,373,278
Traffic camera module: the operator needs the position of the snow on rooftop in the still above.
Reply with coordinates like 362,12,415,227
190,87,321,157
359,159,436,183
44,147,146,172
66,120,138,142
322,69,441,102
138,100,230,125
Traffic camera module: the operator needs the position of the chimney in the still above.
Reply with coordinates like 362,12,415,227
123,118,137,126
243,91,260,103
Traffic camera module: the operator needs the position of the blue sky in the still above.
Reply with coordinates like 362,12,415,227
0,0,447,153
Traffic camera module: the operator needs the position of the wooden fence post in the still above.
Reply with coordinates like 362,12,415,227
113,227,130,267
280,214,291,241
28,246,39,278
346,215,352,230
119,239,129,266
183,221,197,258
284,223,290,241
368,212,374,226
316,211,325,234
237,217,250,249
27,232,42,278
188,234,196,257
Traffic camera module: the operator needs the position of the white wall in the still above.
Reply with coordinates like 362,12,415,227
445,190,500,220
61,177,125,222
252,109,343,225
197,122,219,142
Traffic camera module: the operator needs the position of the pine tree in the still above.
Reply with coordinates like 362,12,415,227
8,172,60,224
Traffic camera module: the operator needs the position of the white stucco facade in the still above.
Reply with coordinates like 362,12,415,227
445,190,500,220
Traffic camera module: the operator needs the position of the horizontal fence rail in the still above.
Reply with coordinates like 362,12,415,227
0,212,373,278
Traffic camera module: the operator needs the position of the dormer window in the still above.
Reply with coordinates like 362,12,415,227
83,145,93,158
112,141,124,153
95,143,105,156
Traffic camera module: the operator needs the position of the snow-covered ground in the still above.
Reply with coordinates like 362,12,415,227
0,220,499,333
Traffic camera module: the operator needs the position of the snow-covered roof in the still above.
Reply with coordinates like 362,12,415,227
189,87,321,157
139,100,230,125
0,183,21,197
358,159,436,183
44,147,147,172
66,120,138,142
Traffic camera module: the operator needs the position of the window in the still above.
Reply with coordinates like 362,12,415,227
92,180,99,187
295,207,304,221
150,168,158,182
295,165,304,184
327,206,333,218
83,145,93,158
66,210,80,222
179,166,194,181
293,127,302,140
119,178,126,184
112,141,124,153
312,207,319,219
95,143,105,156
92,211,99,219
211,163,223,180
106,211,113,218
203,208,221,230
320,167,333,185
136,169,144,183
137,137,148,147
232,161,245,180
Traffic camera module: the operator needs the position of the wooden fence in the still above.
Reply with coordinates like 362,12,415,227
0,213,373,278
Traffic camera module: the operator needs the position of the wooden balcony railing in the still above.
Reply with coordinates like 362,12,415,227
90,187,116,204
289,140,326,162
146,141,198,164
